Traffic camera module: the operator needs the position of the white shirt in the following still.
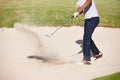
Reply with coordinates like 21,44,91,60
76,0,99,19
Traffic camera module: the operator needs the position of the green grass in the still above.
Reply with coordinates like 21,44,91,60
93,72,120,80
96,0,120,27
0,0,120,28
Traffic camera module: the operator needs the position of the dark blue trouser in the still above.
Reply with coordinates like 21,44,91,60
83,17,100,61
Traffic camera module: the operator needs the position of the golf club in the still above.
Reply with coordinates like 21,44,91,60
46,16,74,37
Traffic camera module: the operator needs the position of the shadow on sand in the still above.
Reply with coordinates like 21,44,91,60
75,39,83,54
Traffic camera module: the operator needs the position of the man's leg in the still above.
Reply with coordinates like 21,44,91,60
88,17,103,60
90,17,100,55
83,18,97,61
90,39,100,55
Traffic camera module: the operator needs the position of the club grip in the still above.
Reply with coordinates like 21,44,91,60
71,16,74,19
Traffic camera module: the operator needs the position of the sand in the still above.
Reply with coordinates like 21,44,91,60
0,23,120,80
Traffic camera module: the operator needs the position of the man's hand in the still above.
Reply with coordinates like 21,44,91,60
73,10,83,18
73,12,79,18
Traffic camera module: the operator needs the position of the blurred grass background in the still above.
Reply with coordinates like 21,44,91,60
0,0,120,28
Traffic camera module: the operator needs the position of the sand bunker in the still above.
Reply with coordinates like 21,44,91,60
0,23,120,80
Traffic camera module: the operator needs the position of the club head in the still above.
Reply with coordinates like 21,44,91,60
46,34,53,37
46,35,50,37
71,16,74,19
46,33,54,37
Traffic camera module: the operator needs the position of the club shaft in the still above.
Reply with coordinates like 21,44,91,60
47,17,73,37
51,26,62,35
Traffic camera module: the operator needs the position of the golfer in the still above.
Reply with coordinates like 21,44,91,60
73,0,102,65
